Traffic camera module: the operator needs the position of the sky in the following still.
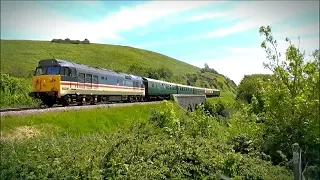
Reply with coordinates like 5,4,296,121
1,0,319,84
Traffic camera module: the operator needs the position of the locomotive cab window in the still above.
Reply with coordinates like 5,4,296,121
35,67,60,75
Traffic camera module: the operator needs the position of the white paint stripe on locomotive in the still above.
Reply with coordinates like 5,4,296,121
60,81,145,90
59,84,145,96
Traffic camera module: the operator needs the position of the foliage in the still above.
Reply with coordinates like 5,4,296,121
0,74,40,108
1,101,293,179
257,26,319,177
201,63,219,74
51,38,90,44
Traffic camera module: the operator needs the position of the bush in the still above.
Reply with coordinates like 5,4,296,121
0,74,39,108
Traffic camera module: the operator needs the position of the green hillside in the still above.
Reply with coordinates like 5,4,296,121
0,40,236,93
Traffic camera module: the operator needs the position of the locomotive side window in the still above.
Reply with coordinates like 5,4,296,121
79,73,85,83
61,67,72,76
101,77,104,80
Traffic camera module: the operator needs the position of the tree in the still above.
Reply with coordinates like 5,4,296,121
259,25,319,176
236,74,273,113
127,64,148,77
204,63,209,69
157,67,173,80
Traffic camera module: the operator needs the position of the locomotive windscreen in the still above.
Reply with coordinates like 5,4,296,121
35,67,60,75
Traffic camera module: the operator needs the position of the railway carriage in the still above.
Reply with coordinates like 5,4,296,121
176,84,194,94
193,87,206,95
29,59,145,107
142,77,177,100
204,88,220,97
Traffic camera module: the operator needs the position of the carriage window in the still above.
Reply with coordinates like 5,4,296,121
85,74,92,83
101,76,104,80
79,73,85,83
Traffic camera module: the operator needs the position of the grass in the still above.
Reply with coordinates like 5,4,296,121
207,91,235,104
0,39,236,93
1,40,197,77
1,101,185,137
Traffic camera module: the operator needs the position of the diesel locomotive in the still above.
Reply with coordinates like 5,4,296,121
29,59,220,107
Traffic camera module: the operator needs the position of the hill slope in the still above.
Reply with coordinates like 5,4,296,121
0,40,236,93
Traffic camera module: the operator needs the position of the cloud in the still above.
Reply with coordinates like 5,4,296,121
187,12,228,22
206,1,319,38
136,1,319,48
189,35,319,85
190,51,272,85
1,1,216,43
0,1,122,42
275,22,320,39
223,47,263,55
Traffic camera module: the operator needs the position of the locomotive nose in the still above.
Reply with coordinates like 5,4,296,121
32,75,60,92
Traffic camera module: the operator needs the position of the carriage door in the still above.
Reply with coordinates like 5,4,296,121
93,75,98,90
78,73,85,89
85,74,92,89
61,67,73,89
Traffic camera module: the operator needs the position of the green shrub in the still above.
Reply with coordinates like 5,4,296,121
0,74,40,108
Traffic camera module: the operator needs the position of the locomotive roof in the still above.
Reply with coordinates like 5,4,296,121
143,77,177,86
40,59,125,78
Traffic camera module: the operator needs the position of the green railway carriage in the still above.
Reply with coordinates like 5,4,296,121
193,87,206,94
142,77,177,100
212,89,220,97
204,88,220,97
176,84,194,94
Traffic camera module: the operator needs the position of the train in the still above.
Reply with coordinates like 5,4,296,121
28,59,220,107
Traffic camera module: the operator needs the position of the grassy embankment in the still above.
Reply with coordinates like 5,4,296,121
0,39,236,108
0,93,292,179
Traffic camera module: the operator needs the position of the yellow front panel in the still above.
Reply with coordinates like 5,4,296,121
32,75,60,93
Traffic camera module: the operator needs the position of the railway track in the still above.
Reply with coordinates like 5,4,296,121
0,101,162,117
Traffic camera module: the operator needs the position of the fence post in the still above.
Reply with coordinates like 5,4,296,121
292,143,301,180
